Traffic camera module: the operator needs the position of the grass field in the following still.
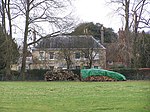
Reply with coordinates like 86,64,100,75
0,81,150,112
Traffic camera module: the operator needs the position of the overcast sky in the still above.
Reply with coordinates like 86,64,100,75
73,0,122,32
73,0,150,33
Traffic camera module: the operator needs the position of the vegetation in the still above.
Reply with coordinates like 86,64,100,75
69,22,117,43
0,0,74,80
0,24,6,70
0,0,149,80
0,24,19,80
0,81,150,112
108,0,150,68
136,32,150,68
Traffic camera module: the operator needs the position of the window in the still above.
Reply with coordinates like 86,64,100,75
75,52,80,59
39,51,44,60
49,52,54,60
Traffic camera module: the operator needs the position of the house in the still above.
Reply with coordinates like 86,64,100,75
31,35,106,69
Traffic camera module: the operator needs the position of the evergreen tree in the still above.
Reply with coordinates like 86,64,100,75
0,24,6,70
0,24,19,79
138,32,150,67
70,22,117,43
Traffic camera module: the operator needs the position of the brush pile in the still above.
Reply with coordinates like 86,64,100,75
44,69,79,81
84,76,116,81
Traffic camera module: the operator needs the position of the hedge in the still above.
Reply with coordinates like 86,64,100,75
0,69,49,81
0,68,149,81
110,68,150,80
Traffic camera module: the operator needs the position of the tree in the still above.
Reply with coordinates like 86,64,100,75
58,48,73,69
108,0,150,30
0,24,6,70
57,38,73,69
0,0,14,80
5,0,74,80
69,22,117,43
0,0,74,80
135,31,150,68
0,24,19,79
81,48,100,68
77,35,105,69
104,28,118,43
108,0,150,67
131,0,149,67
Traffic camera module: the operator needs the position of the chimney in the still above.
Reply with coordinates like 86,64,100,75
100,25,104,44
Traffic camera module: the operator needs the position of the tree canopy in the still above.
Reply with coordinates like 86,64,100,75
0,24,19,70
107,0,150,67
69,22,117,43
136,32,150,68
0,24,6,70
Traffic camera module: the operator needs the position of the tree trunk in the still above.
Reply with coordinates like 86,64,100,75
20,0,30,80
66,57,71,69
6,0,13,80
132,0,146,68
124,0,131,67
124,0,130,31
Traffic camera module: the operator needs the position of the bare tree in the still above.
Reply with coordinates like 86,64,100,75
79,35,101,68
9,0,74,80
108,0,150,30
59,48,73,69
108,0,150,67
81,48,100,68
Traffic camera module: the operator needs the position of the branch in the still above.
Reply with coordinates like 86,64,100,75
138,26,150,29
140,18,150,25
12,2,26,15
27,31,60,46
29,6,48,24
134,0,144,12
109,0,125,6
29,0,48,11
29,0,34,5
137,0,146,23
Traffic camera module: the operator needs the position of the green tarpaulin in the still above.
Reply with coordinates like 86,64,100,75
81,68,126,81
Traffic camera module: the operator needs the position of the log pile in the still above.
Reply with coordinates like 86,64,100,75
44,70,79,81
84,76,116,81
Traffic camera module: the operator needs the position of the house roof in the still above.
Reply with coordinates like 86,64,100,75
35,35,105,49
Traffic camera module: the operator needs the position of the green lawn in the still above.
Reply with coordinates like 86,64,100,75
0,81,150,112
